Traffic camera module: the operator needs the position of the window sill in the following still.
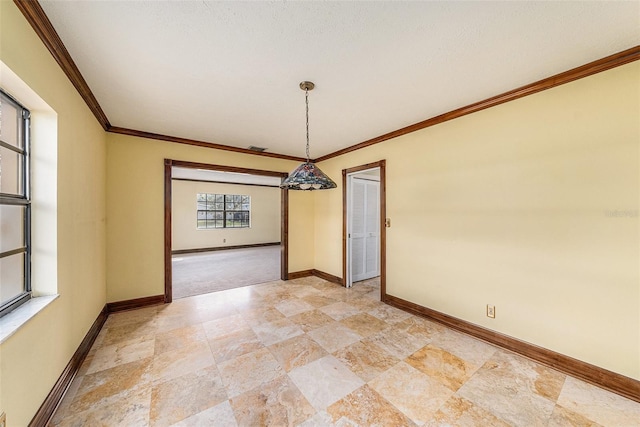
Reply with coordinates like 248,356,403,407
0,295,59,344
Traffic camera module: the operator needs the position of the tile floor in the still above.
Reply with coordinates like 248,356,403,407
51,277,640,426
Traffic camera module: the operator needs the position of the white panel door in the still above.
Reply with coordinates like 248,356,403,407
349,177,380,283
364,180,380,279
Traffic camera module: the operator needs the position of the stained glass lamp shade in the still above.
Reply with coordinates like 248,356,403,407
280,81,336,191
281,161,337,190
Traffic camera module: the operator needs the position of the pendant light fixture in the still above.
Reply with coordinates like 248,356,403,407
280,81,337,190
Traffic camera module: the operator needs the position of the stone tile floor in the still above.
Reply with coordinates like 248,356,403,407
50,277,640,426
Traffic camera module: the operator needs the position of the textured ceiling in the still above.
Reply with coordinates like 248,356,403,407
39,1,639,159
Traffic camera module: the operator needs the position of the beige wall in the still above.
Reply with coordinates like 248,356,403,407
314,62,640,380
289,190,315,273
0,2,107,425
106,133,313,302
172,180,280,251
3,1,638,422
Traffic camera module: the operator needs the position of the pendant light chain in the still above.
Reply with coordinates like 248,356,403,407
279,80,336,190
305,87,310,162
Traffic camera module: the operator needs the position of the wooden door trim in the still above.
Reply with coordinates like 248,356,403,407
281,186,289,281
342,160,386,299
164,159,173,302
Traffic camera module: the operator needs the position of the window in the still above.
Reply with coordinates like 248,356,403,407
197,193,250,229
0,90,31,317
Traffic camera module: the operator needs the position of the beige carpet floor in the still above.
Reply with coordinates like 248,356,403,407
172,246,280,299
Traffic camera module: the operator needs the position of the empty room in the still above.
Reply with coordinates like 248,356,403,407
0,1,639,426
171,167,283,299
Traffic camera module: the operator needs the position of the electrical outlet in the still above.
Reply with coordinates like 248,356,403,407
486,305,496,318
0,411,7,427
223,238,226,243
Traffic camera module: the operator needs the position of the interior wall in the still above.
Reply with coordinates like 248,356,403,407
288,190,315,273
314,61,640,380
106,133,312,302
0,2,107,425
3,3,637,424
172,180,280,251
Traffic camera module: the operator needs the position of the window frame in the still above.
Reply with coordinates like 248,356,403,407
196,193,250,229
0,89,31,317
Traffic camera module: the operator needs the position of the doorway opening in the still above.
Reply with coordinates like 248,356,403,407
342,160,386,300
164,159,289,303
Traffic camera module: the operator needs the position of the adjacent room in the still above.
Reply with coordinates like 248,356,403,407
171,167,283,298
1,1,639,426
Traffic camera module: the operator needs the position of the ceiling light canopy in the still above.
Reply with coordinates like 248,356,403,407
280,82,337,191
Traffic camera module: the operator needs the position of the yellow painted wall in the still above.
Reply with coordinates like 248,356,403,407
289,190,315,273
0,2,107,424
172,180,281,250
314,62,640,380
106,133,313,302
2,2,638,423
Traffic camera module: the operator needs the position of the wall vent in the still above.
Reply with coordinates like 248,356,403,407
248,146,267,152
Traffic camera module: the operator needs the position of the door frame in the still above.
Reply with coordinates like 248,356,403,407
342,160,386,300
164,159,289,303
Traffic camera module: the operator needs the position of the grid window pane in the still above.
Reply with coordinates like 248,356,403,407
0,99,23,149
0,252,25,306
196,193,250,229
0,90,30,316
0,205,25,252
0,147,24,196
